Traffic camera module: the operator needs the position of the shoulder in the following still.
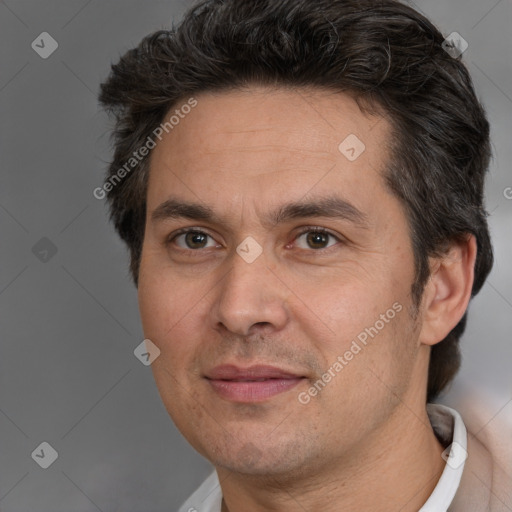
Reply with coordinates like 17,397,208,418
448,400,512,511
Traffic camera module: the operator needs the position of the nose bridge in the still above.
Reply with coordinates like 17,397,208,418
211,242,289,336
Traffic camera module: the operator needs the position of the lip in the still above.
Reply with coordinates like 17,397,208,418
205,364,305,402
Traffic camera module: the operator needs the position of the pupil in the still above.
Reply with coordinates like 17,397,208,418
187,232,206,248
308,232,326,249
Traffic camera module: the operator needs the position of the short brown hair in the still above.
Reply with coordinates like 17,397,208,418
99,0,493,401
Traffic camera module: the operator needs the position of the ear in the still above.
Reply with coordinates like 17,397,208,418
419,235,477,346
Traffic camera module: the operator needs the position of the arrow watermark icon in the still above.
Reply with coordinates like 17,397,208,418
134,339,161,366
31,32,58,59
236,236,263,263
338,134,366,162
31,237,58,262
31,442,58,469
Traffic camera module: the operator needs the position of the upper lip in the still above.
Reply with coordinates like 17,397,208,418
205,364,304,380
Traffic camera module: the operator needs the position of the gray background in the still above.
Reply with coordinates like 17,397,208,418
0,0,510,511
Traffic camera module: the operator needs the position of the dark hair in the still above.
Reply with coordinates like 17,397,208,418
99,0,493,402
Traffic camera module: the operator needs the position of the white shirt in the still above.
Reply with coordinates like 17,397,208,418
177,404,467,512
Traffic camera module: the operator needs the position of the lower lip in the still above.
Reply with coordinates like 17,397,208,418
207,377,304,402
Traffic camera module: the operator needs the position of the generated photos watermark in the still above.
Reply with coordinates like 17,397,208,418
93,97,198,200
298,301,403,404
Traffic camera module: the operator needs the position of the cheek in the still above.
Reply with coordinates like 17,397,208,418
315,304,417,418
138,276,170,339
305,274,416,389
138,272,205,420
303,279,398,352
138,265,216,379
138,255,198,328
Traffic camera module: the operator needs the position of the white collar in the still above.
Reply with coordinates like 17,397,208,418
178,403,467,512
419,404,468,511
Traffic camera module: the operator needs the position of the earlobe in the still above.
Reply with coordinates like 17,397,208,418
419,235,477,346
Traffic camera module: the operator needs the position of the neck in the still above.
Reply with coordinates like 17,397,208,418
218,402,445,512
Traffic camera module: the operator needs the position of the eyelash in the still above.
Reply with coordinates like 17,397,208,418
167,226,343,253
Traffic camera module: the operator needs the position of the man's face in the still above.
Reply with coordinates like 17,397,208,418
138,87,427,476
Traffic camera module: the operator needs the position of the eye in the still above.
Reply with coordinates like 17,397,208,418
167,227,342,253
294,227,342,251
169,229,219,250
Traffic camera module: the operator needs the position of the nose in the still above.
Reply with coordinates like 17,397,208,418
210,246,290,337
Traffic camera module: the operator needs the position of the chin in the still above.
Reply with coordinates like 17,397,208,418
203,435,313,477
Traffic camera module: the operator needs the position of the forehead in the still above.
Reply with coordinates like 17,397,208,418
147,86,394,222
154,86,389,156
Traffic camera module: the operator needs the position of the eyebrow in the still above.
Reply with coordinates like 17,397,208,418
151,195,369,229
